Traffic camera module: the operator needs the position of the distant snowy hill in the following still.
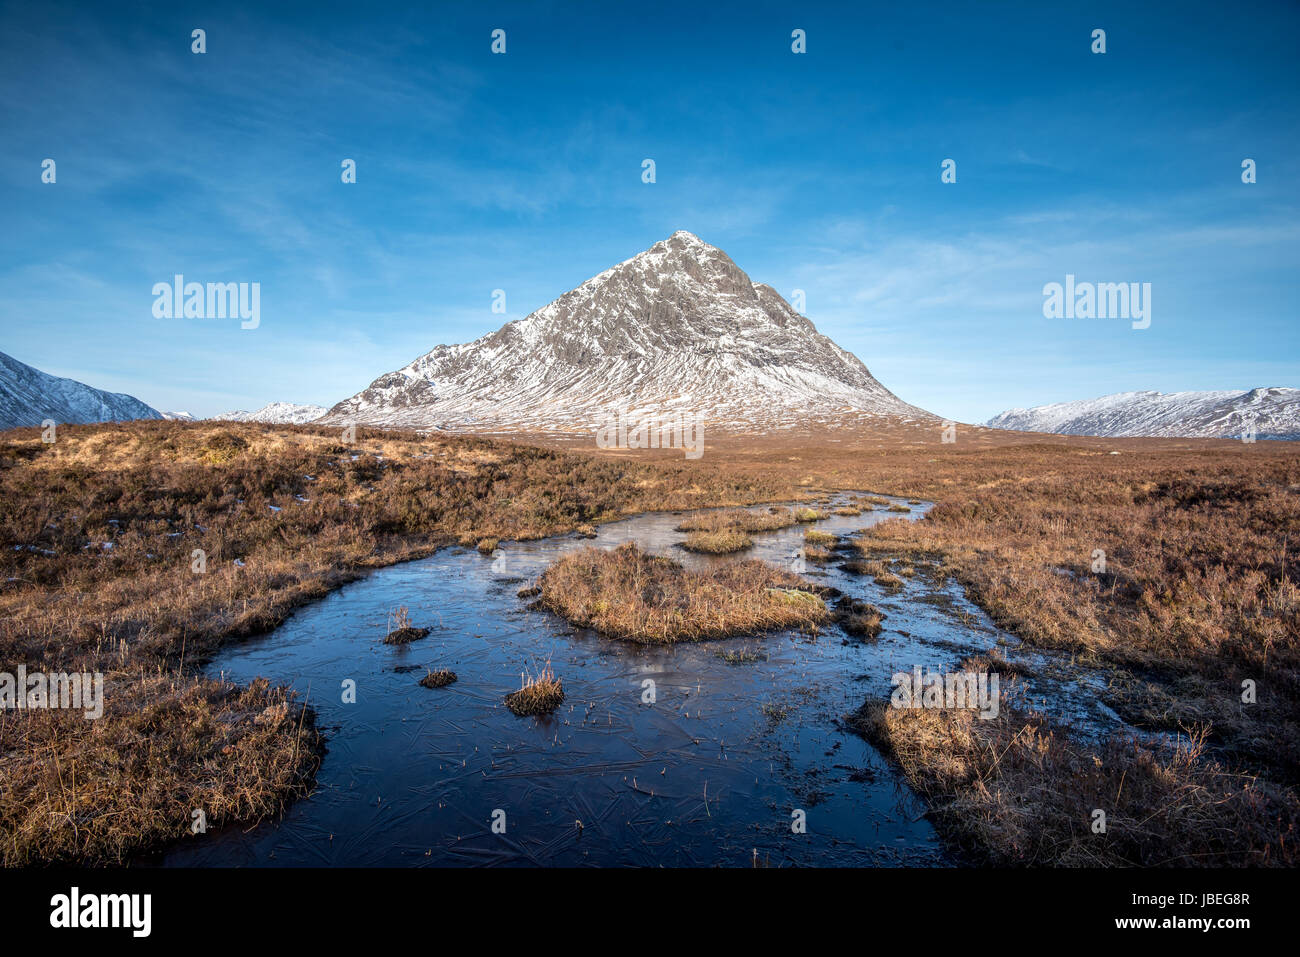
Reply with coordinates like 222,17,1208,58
213,402,328,425
987,388,1300,439
320,230,931,432
0,350,163,430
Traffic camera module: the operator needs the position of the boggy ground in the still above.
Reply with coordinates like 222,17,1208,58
548,427,1300,865
1,418,1297,865
0,420,793,864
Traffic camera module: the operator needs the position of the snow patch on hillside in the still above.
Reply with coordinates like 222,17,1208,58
0,350,163,430
213,402,328,425
987,388,1300,439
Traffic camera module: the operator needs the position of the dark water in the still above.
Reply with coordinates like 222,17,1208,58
154,493,1070,867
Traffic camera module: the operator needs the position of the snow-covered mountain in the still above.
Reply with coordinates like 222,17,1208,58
162,411,195,421
321,231,930,433
987,388,1300,440
0,350,163,430
213,402,328,425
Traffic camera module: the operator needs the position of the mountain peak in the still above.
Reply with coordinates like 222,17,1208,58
594,230,749,293
322,235,930,433
659,230,719,254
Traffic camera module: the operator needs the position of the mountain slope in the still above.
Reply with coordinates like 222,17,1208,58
0,350,162,430
213,402,328,425
987,388,1300,439
322,231,930,432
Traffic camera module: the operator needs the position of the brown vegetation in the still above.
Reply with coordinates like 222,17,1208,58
504,661,564,716
835,597,885,638
419,669,457,689
0,420,798,864
682,530,753,554
384,605,430,643
675,507,796,534
0,675,318,866
851,698,1299,866
4,416,1298,866
842,447,1300,784
537,543,828,643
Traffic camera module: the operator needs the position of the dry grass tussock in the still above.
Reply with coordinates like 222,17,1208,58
538,543,828,642
675,507,797,534
0,675,319,866
851,698,1299,866
682,530,752,553
504,661,564,715
835,596,885,638
419,669,457,689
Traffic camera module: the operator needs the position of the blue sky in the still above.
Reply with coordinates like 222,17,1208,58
1,0,1296,422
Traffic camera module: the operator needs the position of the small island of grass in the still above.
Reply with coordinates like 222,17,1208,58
537,543,828,643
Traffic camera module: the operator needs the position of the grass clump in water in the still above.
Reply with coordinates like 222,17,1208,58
835,597,885,638
419,669,457,688
840,558,905,589
504,661,564,716
538,543,828,643
676,508,797,534
683,530,753,554
384,605,430,644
